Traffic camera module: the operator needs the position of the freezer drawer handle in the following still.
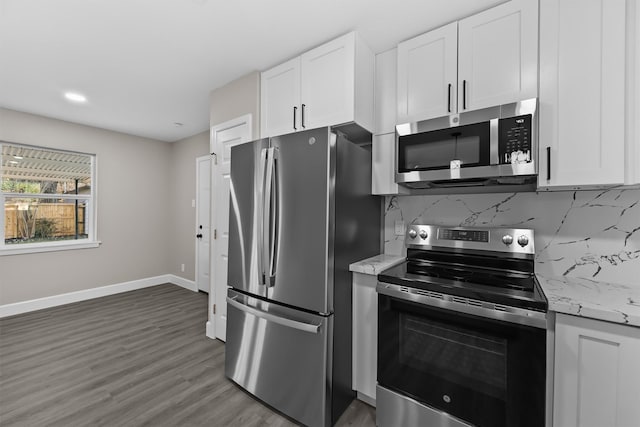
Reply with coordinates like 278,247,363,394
227,296,321,334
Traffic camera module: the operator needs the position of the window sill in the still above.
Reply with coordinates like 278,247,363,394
0,241,101,256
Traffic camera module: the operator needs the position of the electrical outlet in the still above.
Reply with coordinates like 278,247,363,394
191,199,196,208
394,220,405,236
180,263,185,272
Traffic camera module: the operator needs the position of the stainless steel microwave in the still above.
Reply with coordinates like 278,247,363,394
395,98,538,191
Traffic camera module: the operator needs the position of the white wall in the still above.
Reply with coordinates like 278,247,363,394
209,71,260,139
385,189,640,285
168,131,209,280
0,108,173,305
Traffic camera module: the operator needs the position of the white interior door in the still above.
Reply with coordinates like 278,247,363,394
195,155,211,293
209,114,252,341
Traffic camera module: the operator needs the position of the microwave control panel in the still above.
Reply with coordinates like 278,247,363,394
498,114,532,164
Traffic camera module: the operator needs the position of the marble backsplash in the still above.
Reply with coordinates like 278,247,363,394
384,188,640,286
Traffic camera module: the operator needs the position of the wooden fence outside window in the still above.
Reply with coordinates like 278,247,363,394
4,203,86,240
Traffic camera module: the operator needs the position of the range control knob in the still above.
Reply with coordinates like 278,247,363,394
408,229,417,239
419,230,428,240
517,235,529,247
502,234,513,245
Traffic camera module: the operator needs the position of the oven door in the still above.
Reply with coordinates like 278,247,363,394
377,290,546,427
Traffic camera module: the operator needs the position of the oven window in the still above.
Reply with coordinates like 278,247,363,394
401,314,507,399
398,121,490,172
378,294,547,427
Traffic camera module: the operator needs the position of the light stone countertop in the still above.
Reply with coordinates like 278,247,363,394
537,274,640,327
349,256,640,327
349,254,405,275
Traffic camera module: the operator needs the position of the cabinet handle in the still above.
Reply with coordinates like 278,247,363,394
462,80,467,110
546,147,551,180
301,104,306,129
447,84,452,113
293,106,297,131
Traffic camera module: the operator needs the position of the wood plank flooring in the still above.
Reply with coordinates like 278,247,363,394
0,285,376,427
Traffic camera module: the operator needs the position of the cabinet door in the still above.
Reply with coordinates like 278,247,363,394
538,0,626,188
372,133,407,195
260,57,300,137
375,48,397,135
458,0,538,112
553,314,640,427
301,32,355,130
397,22,457,123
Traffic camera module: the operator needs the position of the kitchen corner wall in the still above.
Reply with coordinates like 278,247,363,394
168,131,209,280
384,189,640,286
209,71,260,139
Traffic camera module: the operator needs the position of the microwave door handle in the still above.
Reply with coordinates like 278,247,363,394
257,148,269,285
267,149,278,286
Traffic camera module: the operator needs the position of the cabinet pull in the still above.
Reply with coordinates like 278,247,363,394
462,80,467,110
546,147,551,180
447,84,452,113
293,106,297,131
301,104,306,128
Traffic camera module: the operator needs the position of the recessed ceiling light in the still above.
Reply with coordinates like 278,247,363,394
64,92,88,103
13,156,23,160
9,160,19,164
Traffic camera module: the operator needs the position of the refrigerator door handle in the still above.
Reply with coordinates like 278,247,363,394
267,149,279,285
263,147,275,286
258,147,269,286
226,296,321,334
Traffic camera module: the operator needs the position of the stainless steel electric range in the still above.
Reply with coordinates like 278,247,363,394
376,225,548,427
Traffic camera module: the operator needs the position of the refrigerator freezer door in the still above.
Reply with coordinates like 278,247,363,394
268,127,333,314
225,289,332,427
228,138,270,298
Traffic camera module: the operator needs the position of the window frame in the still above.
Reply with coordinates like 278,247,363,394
0,141,100,256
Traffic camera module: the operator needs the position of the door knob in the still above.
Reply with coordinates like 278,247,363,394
196,233,203,239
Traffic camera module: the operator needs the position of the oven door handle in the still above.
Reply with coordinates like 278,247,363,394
376,282,547,329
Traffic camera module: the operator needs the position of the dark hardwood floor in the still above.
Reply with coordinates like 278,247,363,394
0,285,376,427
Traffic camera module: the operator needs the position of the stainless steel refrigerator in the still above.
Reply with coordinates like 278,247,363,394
225,127,381,427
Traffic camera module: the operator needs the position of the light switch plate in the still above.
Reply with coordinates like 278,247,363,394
394,220,405,236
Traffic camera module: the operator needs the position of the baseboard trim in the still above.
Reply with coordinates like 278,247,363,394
167,275,197,292
356,392,376,408
206,321,215,339
0,274,198,318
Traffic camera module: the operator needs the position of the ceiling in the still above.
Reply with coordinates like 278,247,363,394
0,0,506,142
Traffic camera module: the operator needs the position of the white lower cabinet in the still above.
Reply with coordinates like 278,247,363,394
553,313,640,427
352,272,378,405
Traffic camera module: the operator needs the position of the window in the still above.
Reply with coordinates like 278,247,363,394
1,142,98,255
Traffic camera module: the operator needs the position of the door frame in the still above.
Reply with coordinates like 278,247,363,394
206,114,253,340
194,155,211,293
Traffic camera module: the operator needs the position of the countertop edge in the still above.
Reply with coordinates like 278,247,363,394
537,274,640,328
350,254,405,275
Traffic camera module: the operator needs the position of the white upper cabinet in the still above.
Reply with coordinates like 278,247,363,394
260,57,301,138
538,0,628,189
301,35,354,130
260,32,374,138
458,0,538,112
373,48,408,195
397,22,458,124
397,0,538,124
